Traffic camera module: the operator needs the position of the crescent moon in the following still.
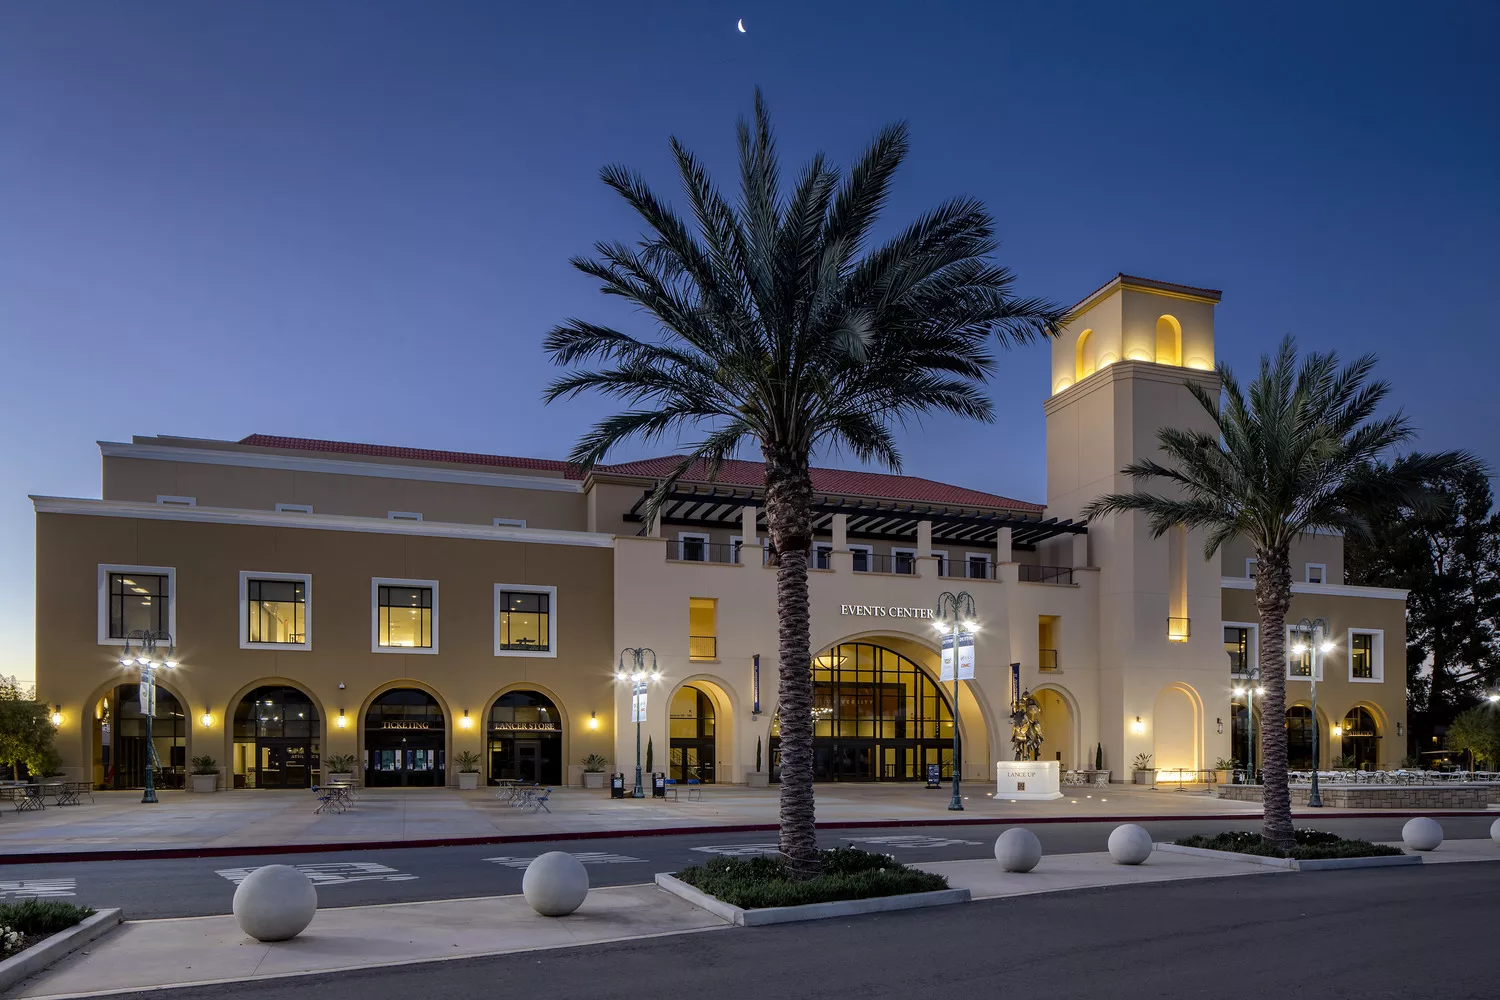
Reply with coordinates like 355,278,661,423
737,18,746,32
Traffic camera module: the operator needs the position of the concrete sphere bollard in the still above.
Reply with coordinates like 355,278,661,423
522,852,590,916
1402,816,1444,852
232,865,317,942
994,828,1042,873
1108,823,1153,865
1490,817,1500,846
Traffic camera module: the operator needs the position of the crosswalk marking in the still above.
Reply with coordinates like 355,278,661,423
483,852,645,869
214,862,418,886
690,843,782,857
845,834,981,849
0,879,76,899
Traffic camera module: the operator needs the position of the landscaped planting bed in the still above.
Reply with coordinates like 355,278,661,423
675,847,948,909
1173,829,1404,861
0,901,96,959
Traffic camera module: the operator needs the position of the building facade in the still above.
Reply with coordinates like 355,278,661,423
32,274,1409,791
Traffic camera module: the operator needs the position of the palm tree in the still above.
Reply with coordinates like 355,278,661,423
1082,338,1479,850
544,90,1062,871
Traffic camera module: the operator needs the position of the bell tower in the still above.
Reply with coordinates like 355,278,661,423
1043,274,1227,780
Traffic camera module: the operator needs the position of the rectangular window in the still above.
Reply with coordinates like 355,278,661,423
388,511,423,521
849,544,872,573
892,548,917,575
965,552,992,579
244,576,309,647
493,584,556,657
1224,626,1249,675
1038,615,1059,671
813,543,833,570
677,532,709,562
1245,558,1258,579
373,579,436,652
690,597,717,660
275,503,313,514
932,550,949,577
1348,629,1383,682
1305,563,1326,584
1285,625,1319,680
107,572,169,638
498,590,549,651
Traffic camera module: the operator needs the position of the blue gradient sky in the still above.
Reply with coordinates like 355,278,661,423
3,2,1496,683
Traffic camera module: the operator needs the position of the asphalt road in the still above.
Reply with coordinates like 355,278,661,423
108,862,1500,1000
3,815,1495,918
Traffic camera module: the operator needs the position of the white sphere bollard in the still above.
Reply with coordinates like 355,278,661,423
1402,816,1444,852
1490,817,1500,846
232,865,317,942
1108,823,1153,865
522,852,590,916
994,828,1042,873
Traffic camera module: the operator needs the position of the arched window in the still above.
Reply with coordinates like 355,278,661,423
1339,707,1380,770
1075,329,1095,382
1155,315,1182,366
487,690,562,785
364,689,446,787
1286,706,1314,769
232,685,321,789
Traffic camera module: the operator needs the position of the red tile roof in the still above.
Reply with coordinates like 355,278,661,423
236,435,1042,510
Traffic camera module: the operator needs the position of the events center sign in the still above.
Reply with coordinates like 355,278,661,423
839,604,936,620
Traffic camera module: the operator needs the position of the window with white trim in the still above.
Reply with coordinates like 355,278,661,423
99,565,176,643
275,503,313,514
239,571,312,650
494,584,556,657
1348,628,1383,682
372,578,437,653
388,511,423,521
1224,622,1258,676
1285,625,1323,681
1245,558,1258,579
1305,563,1326,584
932,550,950,577
965,551,993,579
492,517,527,528
156,495,196,506
891,547,917,575
812,542,833,570
676,532,710,562
849,544,873,573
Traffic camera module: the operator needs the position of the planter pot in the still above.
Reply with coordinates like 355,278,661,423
582,771,606,789
746,771,769,787
326,772,355,786
1132,770,1156,785
1215,770,1233,785
190,773,218,793
456,771,480,791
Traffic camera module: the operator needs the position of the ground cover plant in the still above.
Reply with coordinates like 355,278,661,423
675,846,948,909
0,900,95,958
1174,829,1403,860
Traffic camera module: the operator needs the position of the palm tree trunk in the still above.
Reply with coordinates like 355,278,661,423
763,447,818,874
1255,547,1294,850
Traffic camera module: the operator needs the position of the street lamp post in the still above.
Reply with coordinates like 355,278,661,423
1291,617,1335,808
615,648,659,799
933,591,978,812
117,630,178,804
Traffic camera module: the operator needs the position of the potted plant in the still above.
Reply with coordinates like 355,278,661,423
581,753,608,789
1213,756,1238,785
747,736,769,787
1132,753,1156,785
454,750,482,790
190,755,219,793
324,753,356,786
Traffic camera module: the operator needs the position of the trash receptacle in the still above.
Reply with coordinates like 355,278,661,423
610,772,625,799
652,772,667,798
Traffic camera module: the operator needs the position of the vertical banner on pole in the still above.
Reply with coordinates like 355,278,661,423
631,680,647,724
1010,663,1021,708
940,632,955,682
140,678,156,717
752,654,760,714
942,632,975,681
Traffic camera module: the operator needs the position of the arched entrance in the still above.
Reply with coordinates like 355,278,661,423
770,641,956,782
1230,699,1262,775
232,686,321,789
669,686,716,783
1339,707,1380,769
1286,706,1315,769
1153,683,1202,773
93,683,187,790
486,690,563,785
364,689,446,787
1034,687,1075,769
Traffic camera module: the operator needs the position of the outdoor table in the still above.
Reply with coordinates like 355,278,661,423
45,781,79,806
13,784,45,812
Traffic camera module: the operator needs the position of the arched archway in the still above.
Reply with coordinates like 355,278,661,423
231,684,323,789
364,688,447,787
1032,685,1077,769
1338,705,1381,770
1075,329,1095,382
1155,315,1182,367
486,689,564,785
1285,704,1320,769
770,641,957,782
1152,682,1202,773
90,676,189,790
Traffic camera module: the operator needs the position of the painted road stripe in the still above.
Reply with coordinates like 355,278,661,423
0,879,76,898
689,843,781,857
844,835,982,849
483,852,646,868
215,862,418,886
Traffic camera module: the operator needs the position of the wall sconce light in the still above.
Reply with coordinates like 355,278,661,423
200,711,213,728
460,709,473,729
589,711,599,730
50,706,63,727
337,709,347,729
1396,722,1403,737
1332,725,1343,738
1216,717,1223,734
1131,716,1145,735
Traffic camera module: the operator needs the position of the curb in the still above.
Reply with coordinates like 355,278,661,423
2,810,1495,866
0,908,122,994
1153,843,1297,869
653,872,969,926
1153,842,1423,872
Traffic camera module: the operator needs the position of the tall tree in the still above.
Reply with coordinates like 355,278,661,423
1347,463,1500,751
545,90,1062,871
1082,339,1479,849
0,676,60,781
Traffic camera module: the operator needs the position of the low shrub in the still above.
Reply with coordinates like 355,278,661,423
0,900,94,958
675,847,948,909
1174,829,1403,860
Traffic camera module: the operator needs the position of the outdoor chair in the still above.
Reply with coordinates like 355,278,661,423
662,778,678,801
526,788,551,813
313,785,346,814
686,778,703,801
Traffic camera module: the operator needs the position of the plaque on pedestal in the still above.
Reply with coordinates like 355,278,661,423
995,760,1063,800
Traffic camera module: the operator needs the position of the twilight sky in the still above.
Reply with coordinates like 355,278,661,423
2,2,1496,683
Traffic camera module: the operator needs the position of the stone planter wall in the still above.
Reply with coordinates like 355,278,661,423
1214,783,1500,809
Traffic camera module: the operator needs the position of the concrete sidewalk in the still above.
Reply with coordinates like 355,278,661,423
917,846,1287,899
3,783,1480,859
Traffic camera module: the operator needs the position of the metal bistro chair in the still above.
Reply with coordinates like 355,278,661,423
686,778,703,801
313,785,346,814
526,788,552,813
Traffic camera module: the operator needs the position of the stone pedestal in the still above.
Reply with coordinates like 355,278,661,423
995,760,1063,800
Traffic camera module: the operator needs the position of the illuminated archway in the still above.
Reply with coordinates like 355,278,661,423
1155,315,1182,366
1075,329,1096,382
